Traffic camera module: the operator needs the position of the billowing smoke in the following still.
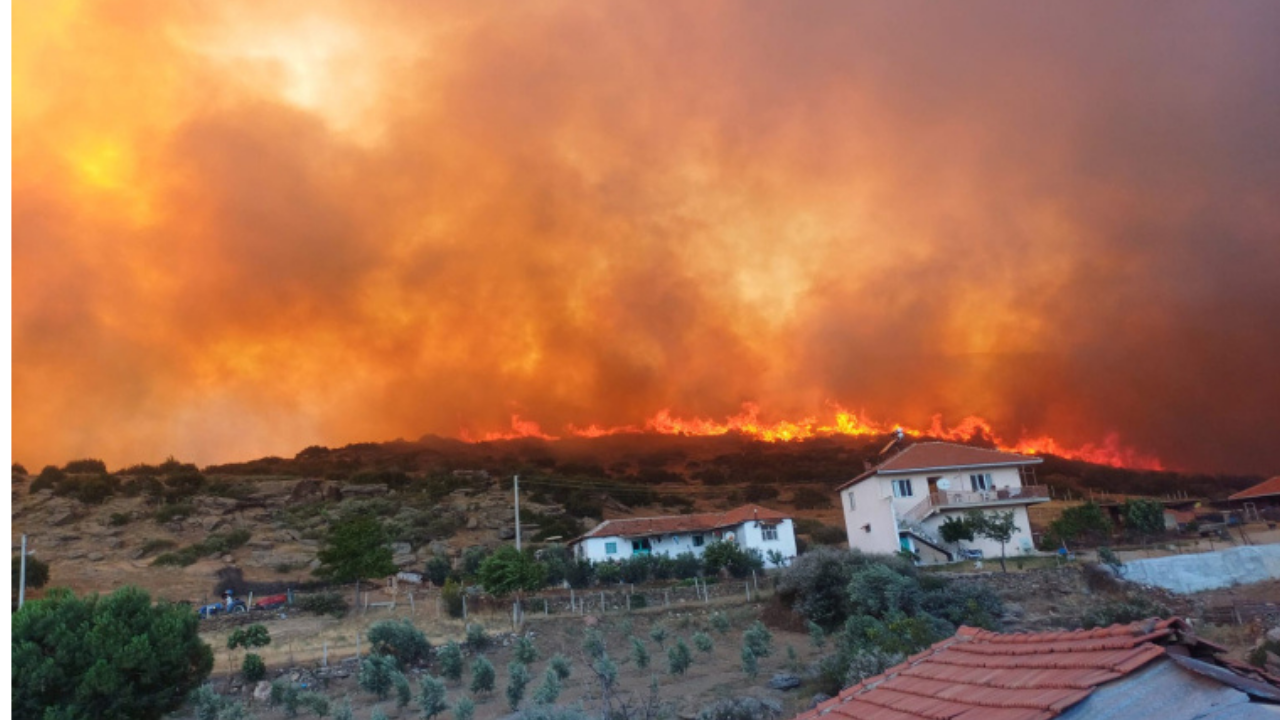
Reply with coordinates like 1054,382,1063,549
13,1,1280,474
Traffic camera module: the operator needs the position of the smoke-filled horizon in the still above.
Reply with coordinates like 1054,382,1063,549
14,2,1280,475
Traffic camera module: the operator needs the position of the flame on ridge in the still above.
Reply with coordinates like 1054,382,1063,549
461,403,1165,471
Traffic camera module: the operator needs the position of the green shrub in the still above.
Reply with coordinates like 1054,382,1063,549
298,691,330,717
649,625,667,649
418,674,449,718
358,654,401,700
743,621,773,658
466,622,490,650
154,504,195,523
438,641,464,682
64,458,108,474
228,624,271,650
296,592,349,618
506,661,531,710
425,556,452,587
368,619,431,668
442,579,465,618
109,512,132,527
242,653,266,682
710,612,730,634
548,653,572,680
532,667,562,705
453,696,476,720
12,554,50,591
469,656,495,695
513,635,538,664
630,637,650,669
693,631,714,654
138,538,176,557
668,638,692,675
1080,596,1170,629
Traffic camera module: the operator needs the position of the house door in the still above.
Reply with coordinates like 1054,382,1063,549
927,477,942,499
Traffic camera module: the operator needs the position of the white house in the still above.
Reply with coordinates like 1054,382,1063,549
837,442,1049,563
570,505,798,568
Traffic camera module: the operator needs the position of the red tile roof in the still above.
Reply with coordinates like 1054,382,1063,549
838,443,1042,490
795,619,1187,720
571,505,789,543
1229,476,1280,501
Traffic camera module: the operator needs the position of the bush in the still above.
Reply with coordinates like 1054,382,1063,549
453,696,476,720
741,645,758,678
13,586,214,720
1080,595,1170,629
109,512,132,527
548,653,572,680
710,612,730,634
228,624,271,650
271,679,302,716
154,503,196,523
506,661,531,710
438,641,464,682
668,638,693,675
138,538,176,557
693,631,714,654
418,675,449,719
649,625,668,649
442,579,465,618
466,622,490,650
13,462,28,476
242,653,266,682
64,458,108,474
809,524,849,546
368,619,431,668
358,654,401,700
630,637,650,669
743,621,773,658
595,562,621,585
1047,502,1113,546
697,697,783,720
12,554,50,591
298,691,330,717
513,635,538,664
296,592,349,618
702,540,764,578
533,667,562,705
425,556,452,587
671,552,702,579
470,657,496,695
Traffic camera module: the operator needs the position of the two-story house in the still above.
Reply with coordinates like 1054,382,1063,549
837,442,1049,563
570,505,798,568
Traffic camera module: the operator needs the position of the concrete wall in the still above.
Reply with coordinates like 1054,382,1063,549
842,478,901,555
574,519,798,568
1121,543,1280,594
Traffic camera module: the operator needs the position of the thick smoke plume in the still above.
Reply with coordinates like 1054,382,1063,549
13,1,1280,474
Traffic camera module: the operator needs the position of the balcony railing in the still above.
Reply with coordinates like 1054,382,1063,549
901,485,1050,525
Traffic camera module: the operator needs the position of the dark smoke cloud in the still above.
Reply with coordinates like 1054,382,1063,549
13,1,1280,473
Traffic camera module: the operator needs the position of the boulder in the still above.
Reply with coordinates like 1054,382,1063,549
194,496,239,515
498,527,516,541
290,479,324,502
809,694,832,710
87,552,105,562
768,673,802,690
429,541,452,557
466,516,480,530
201,517,228,532
392,542,412,556
393,553,417,567
48,508,80,527
253,682,272,703
340,484,388,497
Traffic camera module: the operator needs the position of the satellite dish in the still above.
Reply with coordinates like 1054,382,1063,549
936,479,952,490
724,532,736,542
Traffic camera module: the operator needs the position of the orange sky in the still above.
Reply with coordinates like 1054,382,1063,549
13,1,1280,474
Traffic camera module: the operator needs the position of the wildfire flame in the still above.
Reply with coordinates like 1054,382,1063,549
460,403,1165,470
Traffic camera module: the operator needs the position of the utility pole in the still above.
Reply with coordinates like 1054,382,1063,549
514,475,521,551
18,534,27,610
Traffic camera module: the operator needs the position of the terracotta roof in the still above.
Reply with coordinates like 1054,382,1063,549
838,442,1042,490
1229,476,1280,501
571,505,789,543
795,619,1188,720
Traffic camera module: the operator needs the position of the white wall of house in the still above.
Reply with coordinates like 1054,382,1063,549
884,465,1028,517
841,480,902,556
920,505,1036,559
574,519,798,568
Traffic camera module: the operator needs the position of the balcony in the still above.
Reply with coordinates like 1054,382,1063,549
902,485,1050,525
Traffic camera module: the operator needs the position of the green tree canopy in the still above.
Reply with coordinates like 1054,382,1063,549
1122,499,1166,538
966,510,1020,573
477,546,546,597
13,586,214,720
315,514,398,584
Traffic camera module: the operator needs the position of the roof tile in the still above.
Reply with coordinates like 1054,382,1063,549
1229,476,1280,501
572,504,789,542
800,619,1187,720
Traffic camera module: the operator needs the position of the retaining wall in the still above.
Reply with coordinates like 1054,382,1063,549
1122,543,1280,594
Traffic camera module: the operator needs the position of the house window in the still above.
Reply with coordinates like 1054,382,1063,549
892,479,914,498
970,473,993,491
761,525,779,541
692,534,704,547
846,492,856,511
605,542,617,555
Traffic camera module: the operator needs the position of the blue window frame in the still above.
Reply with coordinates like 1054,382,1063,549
605,542,617,554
